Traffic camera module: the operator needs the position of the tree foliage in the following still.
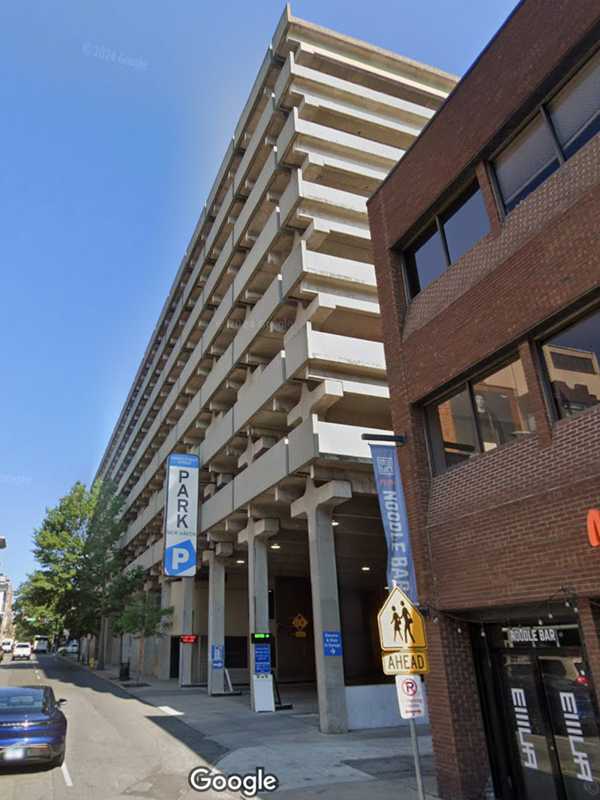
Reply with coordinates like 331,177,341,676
15,480,144,643
114,592,172,680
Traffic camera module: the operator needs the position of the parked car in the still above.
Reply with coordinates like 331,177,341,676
12,643,32,661
0,686,67,767
57,641,78,656
32,636,49,654
1,640,13,654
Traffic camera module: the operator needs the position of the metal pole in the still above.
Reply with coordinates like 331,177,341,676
409,717,426,800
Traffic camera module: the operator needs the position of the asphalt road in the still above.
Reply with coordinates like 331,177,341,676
0,654,223,800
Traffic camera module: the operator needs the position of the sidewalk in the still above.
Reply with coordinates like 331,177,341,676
91,665,437,799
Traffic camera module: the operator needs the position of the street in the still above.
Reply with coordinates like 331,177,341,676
0,655,212,800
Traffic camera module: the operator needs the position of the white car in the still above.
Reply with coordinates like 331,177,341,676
12,642,32,661
1,639,13,654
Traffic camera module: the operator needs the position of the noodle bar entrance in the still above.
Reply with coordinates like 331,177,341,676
475,621,600,800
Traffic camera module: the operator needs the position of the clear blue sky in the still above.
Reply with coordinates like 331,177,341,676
0,0,519,588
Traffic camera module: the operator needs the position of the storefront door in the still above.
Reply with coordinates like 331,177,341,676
493,632,600,799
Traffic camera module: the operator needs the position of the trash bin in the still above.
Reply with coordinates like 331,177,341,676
119,661,130,681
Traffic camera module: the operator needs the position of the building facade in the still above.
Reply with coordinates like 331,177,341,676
368,0,600,797
0,575,14,642
96,7,455,732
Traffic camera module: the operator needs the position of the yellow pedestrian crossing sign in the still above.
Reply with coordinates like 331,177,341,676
377,587,426,652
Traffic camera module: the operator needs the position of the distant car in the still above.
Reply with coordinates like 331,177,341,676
0,686,67,767
1,641,13,654
32,637,49,654
12,643,32,661
57,641,78,656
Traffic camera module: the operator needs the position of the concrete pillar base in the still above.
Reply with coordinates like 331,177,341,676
206,552,226,694
291,478,351,734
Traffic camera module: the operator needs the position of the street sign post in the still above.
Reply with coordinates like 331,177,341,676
376,585,427,800
368,439,425,800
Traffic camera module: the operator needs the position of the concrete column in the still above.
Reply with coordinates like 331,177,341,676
99,616,114,670
239,518,279,712
291,478,351,734
206,552,225,694
179,577,194,686
158,580,172,680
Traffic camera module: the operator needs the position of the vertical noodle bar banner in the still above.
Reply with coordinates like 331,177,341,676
369,444,418,602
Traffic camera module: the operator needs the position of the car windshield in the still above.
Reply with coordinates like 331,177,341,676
0,689,46,713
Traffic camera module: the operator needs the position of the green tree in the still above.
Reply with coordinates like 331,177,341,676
13,572,63,641
75,480,144,666
114,592,172,682
19,480,142,659
27,482,92,643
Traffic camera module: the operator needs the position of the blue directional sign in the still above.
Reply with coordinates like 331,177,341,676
323,631,343,657
254,643,271,674
211,644,224,670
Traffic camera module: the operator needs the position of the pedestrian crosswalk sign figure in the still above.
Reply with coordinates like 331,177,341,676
378,587,426,652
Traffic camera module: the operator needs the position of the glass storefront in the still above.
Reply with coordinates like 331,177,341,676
476,621,600,800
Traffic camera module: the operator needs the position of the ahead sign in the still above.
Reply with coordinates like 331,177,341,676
378,586,426,652
382,649,429,675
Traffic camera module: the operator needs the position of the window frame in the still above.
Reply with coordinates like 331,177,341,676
425,353,532,475
403,179,489,298
491,47,600,215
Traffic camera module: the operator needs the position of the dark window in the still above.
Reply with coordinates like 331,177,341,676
224,636,248,669
550,350,596,374
494,115,560,212
427,357,534,474
405,224,446,295
541,308,600,420
404,182,490,298
548,49,600,160
442,186,490,264
493,49,600,213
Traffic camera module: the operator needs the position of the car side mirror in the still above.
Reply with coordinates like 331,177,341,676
57,698,67,706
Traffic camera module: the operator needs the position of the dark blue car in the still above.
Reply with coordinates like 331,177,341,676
0,686,67,767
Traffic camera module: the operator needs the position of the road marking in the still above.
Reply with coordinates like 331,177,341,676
158,705,184,716
61,762,73,787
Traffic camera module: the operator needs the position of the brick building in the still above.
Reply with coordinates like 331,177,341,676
368,1,600,798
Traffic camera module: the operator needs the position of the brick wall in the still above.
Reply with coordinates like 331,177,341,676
368,3,600,796
371,0,600,247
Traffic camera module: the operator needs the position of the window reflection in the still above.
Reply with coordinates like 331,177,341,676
406,225,446,295
472,360,534,452
542,308,600,419
435,387,478,469
427,357,534,474
442,187,490,264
